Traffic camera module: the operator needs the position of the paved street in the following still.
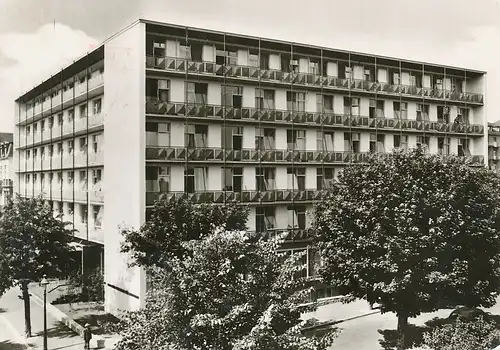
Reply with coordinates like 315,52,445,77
0,287,88,350
329,297,500,350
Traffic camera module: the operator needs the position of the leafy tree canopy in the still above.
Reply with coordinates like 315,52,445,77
116,230,338,350
313,148,500,348
121,197,249,268
0,195,76,295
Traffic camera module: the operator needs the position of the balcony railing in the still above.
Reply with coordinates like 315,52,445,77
146,147,373,164
146,56,484,104
145,102,484,135
146,189,330,206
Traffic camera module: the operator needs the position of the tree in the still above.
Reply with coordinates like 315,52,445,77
115,230,338,350
313,148,500,349
121,197,249,268
0,195,75,337
422,317,500,350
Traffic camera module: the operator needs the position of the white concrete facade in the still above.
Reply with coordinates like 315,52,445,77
13,19,488,314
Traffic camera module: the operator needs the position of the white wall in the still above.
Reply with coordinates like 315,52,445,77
103,22,146,315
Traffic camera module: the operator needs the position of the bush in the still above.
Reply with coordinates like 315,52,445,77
422,316,500,350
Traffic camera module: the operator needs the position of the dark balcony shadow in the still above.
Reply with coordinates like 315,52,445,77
34,320,79,339
0,308,6,313
0,340,35,349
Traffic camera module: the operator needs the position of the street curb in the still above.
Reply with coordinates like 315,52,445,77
0,314,34,350
30,291,119,349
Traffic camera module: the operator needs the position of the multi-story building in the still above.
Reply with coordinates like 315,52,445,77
488,121,500,171
13,19,487,315
0,133,14,207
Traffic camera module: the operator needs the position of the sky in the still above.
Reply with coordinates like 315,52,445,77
0,0,500,132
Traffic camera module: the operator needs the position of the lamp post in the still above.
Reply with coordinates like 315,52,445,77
40,275,49,350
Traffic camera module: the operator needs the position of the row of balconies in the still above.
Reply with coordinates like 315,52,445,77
145,102,484,136
146,147,484,165
145,57,484,104
18,113,104,148
18,152,104,171
19,187,104,204
23,74,104,119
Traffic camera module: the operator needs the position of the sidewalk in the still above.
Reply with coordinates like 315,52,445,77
0,287,86,350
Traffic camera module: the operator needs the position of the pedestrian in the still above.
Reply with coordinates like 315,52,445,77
83,323,92,350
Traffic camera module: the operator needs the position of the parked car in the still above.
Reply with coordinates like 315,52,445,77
448,306,490,321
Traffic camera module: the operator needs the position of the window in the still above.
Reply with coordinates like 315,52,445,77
33,148,38,159
280,248,310,279
286,91,306,112
416,104,430,121
93,99,102,114
93,205,102,228
79,104,87,118
309,61,320,75
256,206,276,232
79,170,87,185
145,166,169,192
287,205,306,230
26,174,30,183
79,137,87,152
394,135,408,150
57,113,63,125
256,167,275,191
68,109,74,122
416,136,430,151
26,125,31,136
80,204,87,224
92,134,100,153
186,82,208,104
40,147,45,159
458,139,470,156
68,140,74,154
316,95,334,113
222,85,243,108
33,173,37,184
260,53,269,70
369,134,385,153
437,106,451,123
40,173,45,189
41,120,45,131
393,102,408,119
49,117,54,129
345,66,352,80
438,137,450,155
287,130,306,151
221,126,243,150
255,89,275,110
92,169,102,185
222,167,243,191
26,150,30,159
186,125,208,148
68,203,74,215
364,69,372,82
68,171,74,184
184,167,208,193
33,123,38,133
317,131,334,151
457,108,470,124
434,77,443,90
48,145,53,157
249,50,259,68
369,99,385,118
57,142,63,155
344,97,360,116
344,132,360,153
49,172,54,183
287,167,306,191
255,128,275,151
317,168,335,190
57,172,62,183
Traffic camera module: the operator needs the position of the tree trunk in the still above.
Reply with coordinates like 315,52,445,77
21,282,32,338
396,313,409,350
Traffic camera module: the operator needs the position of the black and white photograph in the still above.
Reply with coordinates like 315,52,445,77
0,0,499,349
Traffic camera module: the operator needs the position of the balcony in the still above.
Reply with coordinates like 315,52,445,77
146,189,330,206
146,147,372,164
145,56,484,104
145,102,484,136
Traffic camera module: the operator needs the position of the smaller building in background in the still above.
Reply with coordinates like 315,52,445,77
0,133,14,207
488,121,500,172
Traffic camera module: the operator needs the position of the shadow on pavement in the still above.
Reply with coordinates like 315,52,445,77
0,340,35,349
378,313,500,349
34,321,79,339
